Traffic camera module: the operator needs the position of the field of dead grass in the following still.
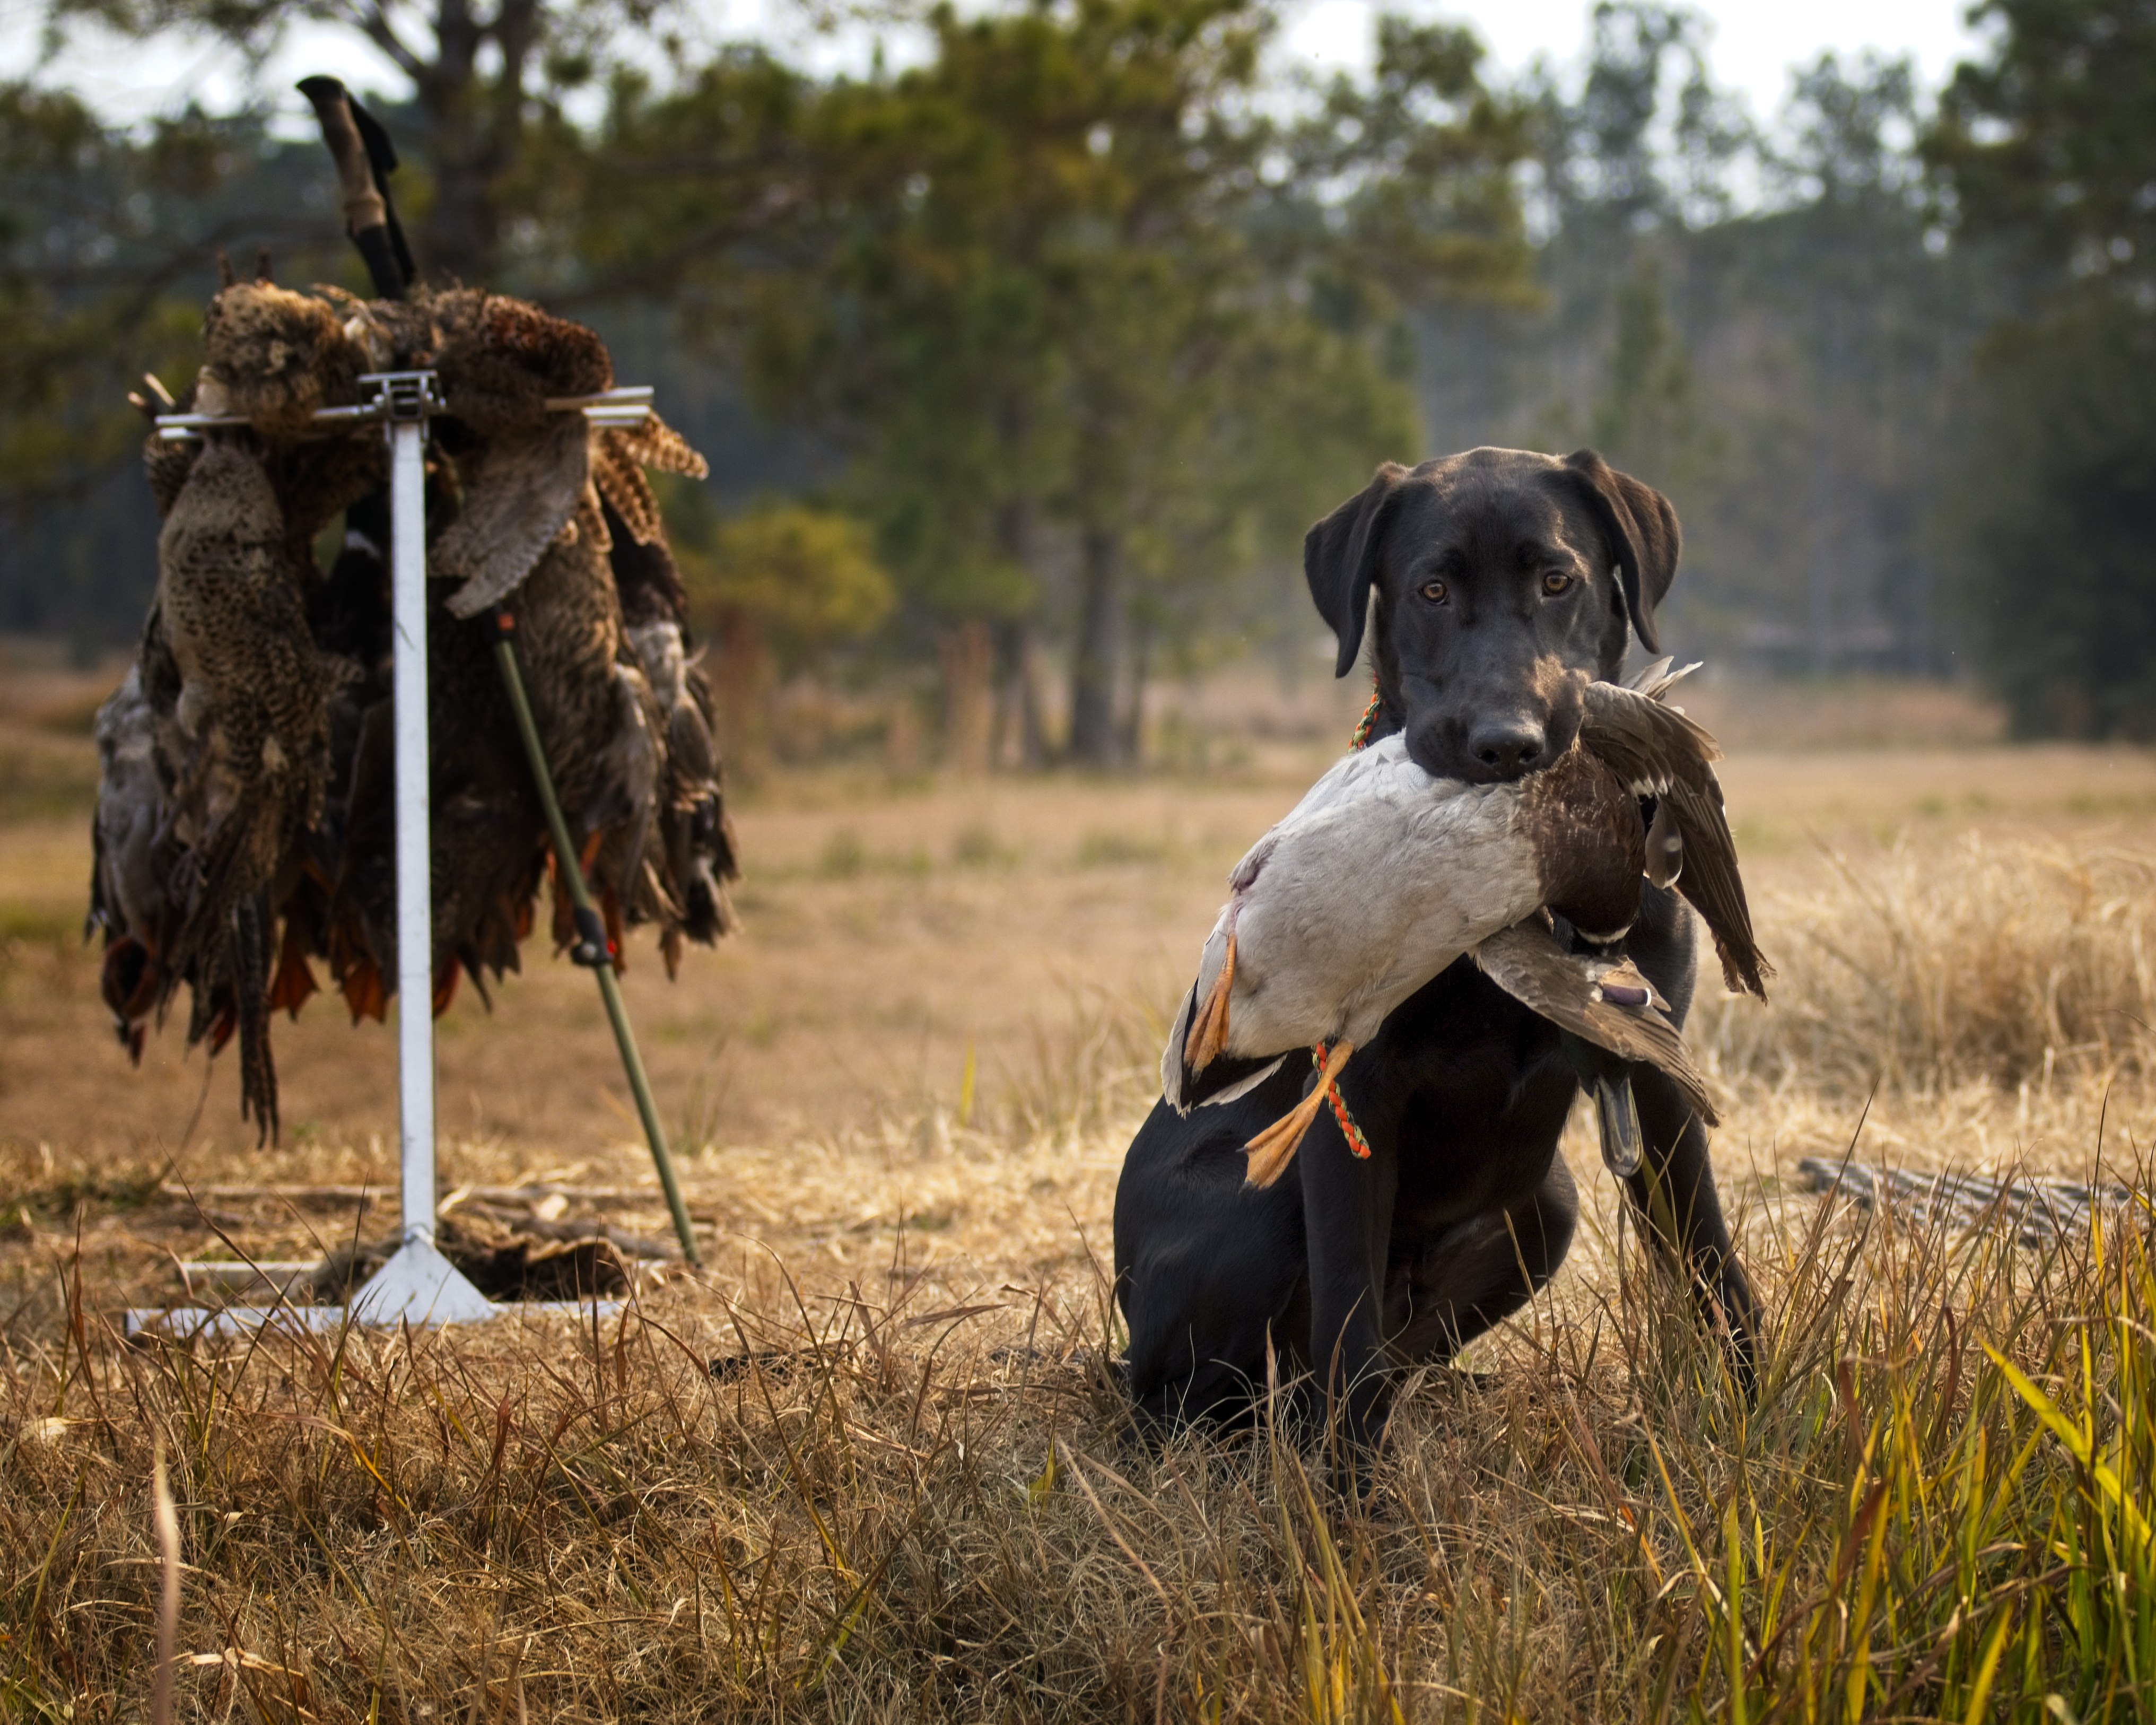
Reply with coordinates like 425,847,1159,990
10,660,2156,1720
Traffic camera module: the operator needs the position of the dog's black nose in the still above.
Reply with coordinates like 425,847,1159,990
1469,720,1545,779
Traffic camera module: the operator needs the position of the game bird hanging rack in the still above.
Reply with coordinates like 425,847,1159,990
125,76,704,1338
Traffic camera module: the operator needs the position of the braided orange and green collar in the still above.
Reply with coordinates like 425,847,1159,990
1349,682,1384,752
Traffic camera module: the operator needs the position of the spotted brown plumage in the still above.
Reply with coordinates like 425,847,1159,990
198,282,363,437
431,290,613,436
607,490,739,959
434,412,591,620
143,427,200,518
590,412,709,550
153,433,335,1140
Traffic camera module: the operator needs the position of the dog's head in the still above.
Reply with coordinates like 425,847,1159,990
1305,447,1680,783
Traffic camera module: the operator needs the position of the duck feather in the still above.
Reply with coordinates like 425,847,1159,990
1471,917,1718,1127
1578,679,1769,998
437,414,591,618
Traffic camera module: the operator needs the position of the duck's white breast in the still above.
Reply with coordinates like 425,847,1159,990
1221,738,1546,1052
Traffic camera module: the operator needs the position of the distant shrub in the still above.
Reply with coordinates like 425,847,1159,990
1699,837,2156,1094
679,503,897,676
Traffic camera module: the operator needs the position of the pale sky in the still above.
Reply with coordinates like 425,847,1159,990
1283,1,1989,118
0,0,1992,133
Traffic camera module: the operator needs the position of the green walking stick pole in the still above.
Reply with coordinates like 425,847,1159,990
486,607,703,1268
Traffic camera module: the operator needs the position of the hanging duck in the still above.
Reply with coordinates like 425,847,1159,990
87,653,174,1062
145,424,330,1141
1164,661,1768,1187
595,436,741,963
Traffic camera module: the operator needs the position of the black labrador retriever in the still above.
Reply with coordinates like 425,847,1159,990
1112,446,1760,1452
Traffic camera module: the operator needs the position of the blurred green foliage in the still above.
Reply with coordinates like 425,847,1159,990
1950,300,2156,738
0,89,343,499
6,0,1530,762
576,0,1527,759
1925,0,2156,738
6,0,2156,745
0,90,365,643
678,501,897,674
1929,0,2156,299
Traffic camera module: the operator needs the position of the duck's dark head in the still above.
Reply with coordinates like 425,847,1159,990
1304,447,1679,785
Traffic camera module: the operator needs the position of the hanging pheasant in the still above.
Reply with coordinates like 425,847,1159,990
151,429,331,1140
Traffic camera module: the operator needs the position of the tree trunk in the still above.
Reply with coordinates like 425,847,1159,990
1806,300,1847,677
1118,612,1152,765
407,0,540,282
711,604,770,772
938,619,994,775
1068,525,1121,766
885,695,923,774
992,618,1048,769
989,491,1048,770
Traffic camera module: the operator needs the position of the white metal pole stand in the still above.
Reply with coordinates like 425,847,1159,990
341,370,496,1326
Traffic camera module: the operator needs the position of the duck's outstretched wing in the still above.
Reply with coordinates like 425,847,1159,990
1579,679,1770,999
1472,918,1719,1127
436,413,591,619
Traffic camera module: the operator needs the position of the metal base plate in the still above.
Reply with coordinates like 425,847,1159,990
346,1237,498,1324
125,1239,622,1338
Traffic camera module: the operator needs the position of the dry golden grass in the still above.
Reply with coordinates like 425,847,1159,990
11,659,2156,1720
1703,838,2156,1097
11,1123,2156,1721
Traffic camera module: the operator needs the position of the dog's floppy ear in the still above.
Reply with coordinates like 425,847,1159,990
1561,450,1680,655
1304,462,1407,678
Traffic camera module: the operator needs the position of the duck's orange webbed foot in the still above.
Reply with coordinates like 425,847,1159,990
1182,931,1237,1071
1243,1038,1354,1190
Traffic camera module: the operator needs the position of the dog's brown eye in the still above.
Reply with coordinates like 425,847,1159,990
1541,571,1573,596
1419,579,1448,604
